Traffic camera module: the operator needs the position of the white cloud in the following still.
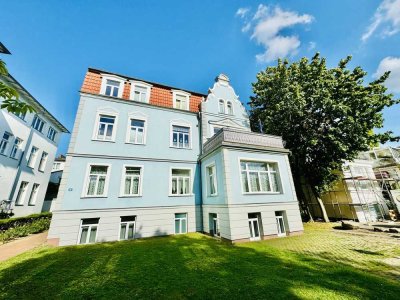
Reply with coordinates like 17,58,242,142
373,56,400,93
236,7,250,18
362,0,400,41
237,4,314,63
308,41,316,51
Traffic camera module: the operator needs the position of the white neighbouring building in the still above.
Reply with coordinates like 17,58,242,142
0,73,68,217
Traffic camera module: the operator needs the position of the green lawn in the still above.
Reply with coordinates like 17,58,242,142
1,223,399,299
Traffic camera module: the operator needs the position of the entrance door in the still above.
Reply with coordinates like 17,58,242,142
276,215,286,237
248,217,261,241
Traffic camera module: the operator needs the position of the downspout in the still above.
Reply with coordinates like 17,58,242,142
197,110,203,232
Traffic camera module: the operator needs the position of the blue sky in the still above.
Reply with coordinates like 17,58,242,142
1,0,399,154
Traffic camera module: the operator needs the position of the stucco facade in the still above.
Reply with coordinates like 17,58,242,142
0,74,68,217
48,69,303,246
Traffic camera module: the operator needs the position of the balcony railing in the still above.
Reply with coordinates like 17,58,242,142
203,128,286,154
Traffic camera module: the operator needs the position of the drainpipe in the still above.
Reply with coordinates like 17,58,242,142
197,111,203,232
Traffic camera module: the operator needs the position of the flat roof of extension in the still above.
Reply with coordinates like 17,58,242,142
88,68,208,98
2,74,69,133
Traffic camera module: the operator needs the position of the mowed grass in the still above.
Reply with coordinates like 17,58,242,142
1,223,399,299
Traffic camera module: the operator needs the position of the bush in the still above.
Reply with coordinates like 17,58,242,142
0,212,52,243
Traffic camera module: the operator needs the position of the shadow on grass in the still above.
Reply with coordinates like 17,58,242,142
352,249,383,256
0,234,399,299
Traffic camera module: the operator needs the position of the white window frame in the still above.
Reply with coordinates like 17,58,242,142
100,74,125,98
38,151,48,172
206,162,218,196
47,126,57,141
238,158,283,195
28,183,40,205
27,146,39,168
81,163,111,198
276,214,286,237
32,115,45,133
10,137,22,159
119,216,136,241
119,165,144,197
227,101,234,115
129,80,152,103
172,90,190,111
218,99,225,114
77,219,99,245
15,181,29,205
169,167,193,197
174,213,188,234
170,120,192,149
125,113,147,145
92,111,119,142
0,132,12,155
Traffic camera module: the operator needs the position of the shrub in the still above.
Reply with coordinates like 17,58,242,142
0,212,52,243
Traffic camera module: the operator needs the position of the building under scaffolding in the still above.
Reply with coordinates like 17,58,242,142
303,147,400,223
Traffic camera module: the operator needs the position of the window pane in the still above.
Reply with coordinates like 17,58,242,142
133,177,139,194
80,226,89,244
260,173,270,192
175,219,180,233
128,223,135,239
126,167,140,175
137,130,144,144
107,79,120,87
91,166,107,174
100,116,115,124
105,124,113,138
131,119,144,127
105,86,112,96
87,176,97,195
249,172,260,192
120,223,127,240
175,213,186,218
184,178,190,194
178,177,184,194
242,172,249,192
270,173,279,192
89,226,97,243
181,219,187,233
172,169,190,176
97,176,106,195
124,177,132,195
173,126,189,133
172,178,177,194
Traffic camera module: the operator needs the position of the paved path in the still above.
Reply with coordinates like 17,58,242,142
0,231,49,262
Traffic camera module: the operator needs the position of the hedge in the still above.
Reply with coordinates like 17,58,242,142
0,212,52,243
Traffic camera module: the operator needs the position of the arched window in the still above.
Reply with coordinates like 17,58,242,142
227,101,233,115
219,99,225,113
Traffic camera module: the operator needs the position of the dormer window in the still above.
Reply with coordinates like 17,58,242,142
227,101,233,115
130,81,152,103
219,99,225,113
172,90,190,111
100,75,125,98
105,80,120,97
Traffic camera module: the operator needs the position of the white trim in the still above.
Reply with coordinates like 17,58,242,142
118,216,137,241
81,163,112,198
119,164,144,197
169,119,193,149
129,80,152,103
174,212,188,234
125,113,147,145
237,157,284,195
77,218,99,245
205,161,218,197
172,90,191,111
169,167,194,197
92,110,119,142
100,74,125,98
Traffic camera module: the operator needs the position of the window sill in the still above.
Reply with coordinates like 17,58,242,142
14,203,24,206
118,195,142,198
26,165,35,169
0,153,8,157
91,139,116,143
125,142,146,146
28,203,36,206
242,192,281,195
169,146,192,150
168,194,194,197
209,194,218,197
81,195,108,199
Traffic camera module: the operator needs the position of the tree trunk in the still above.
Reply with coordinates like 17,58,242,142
311,187,330,222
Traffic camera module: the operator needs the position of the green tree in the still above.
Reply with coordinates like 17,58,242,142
250,53,399,222
0,59,35,114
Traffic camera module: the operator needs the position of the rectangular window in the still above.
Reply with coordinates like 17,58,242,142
10,137,22,159
210,213,220,237
128,119,145,144
171,125,190,149
275,211,287,237
15,181,28,205
104,79,120,97
213,126,222,136
240,161,280,193
85,165,109,196
119,216,136,240
32,115,45,132
207,165,217,196
27,146,38,168
28,183,40,205
95,115,116,141
53,162,61,171
174,213,187,234
79,218,99,244
174,94,188,110
171,169,191,195
0,132,12,155
133,85,148,102
38,152,48,172
14,111,26,120
122,166,142,196
248,213,262,241
47,127,57,141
